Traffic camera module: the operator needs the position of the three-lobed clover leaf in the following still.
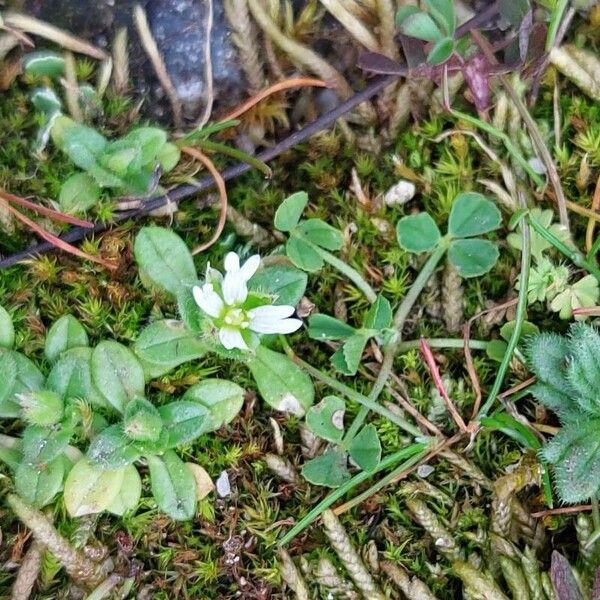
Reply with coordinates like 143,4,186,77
305,396,345,443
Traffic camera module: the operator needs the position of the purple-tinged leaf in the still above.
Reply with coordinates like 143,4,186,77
462,54,493,114
550,551,584,600
592,568,600,600
357,52,407,76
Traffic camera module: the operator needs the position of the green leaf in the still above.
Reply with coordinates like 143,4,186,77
542,419,600,503
566,324,600,414
158,401,210,447
248,265,307,306
121,127,167,164
23,51,65,78
19,390,64,426
22,425,72,466
274,191,308,231
64,458,125,517
448,239,499,277
348,424,381,472
424,0,455,35
91,341,145,412
52,117,107,170
285,236,323,272
399,12,443,42
148,451,196,521
0,305,15,349
181,379,245,432
15,458,64,508
305,396,345,443
134,227,197,295
157,142,180,172
134,320,208,378
448,192,502,238
46,347,106,407
301,450,350,488
59,172,100,214
480,412,540,450
31,87,62,115
364,296,392,330
45,315,89,363
427,37,455,65
0,350,44,417
308,314,356,340
106,465,142,516
87,424,141,469
331,334,369,376
396,5,420,25
298,219,343,251
499,0,530,27
396,213,441,253
123,398,163,442
247,346,314,416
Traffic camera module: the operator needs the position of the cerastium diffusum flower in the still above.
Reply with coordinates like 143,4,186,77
193,252,302,351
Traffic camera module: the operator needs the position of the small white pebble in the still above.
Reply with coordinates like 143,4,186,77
384,180,416,206
216,471,232,497
417,464,435,478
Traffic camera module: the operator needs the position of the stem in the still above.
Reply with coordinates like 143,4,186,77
343,242,450,442
6,494,106,589
277,442,428,545
529,216,600,281
592,495,600,531
291,353,422,438
479,210,531,418
398,338,488,352
313,244,378,303
586,234,600,263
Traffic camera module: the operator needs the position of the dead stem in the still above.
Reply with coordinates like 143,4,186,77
133,3,183,129
586,176,600,252
10,540,44,600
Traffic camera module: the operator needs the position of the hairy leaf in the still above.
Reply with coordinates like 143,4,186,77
44,314,89,363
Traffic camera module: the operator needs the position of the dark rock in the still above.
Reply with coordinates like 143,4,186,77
145,0,244,119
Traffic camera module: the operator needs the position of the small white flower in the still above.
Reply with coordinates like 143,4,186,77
192,252,302,351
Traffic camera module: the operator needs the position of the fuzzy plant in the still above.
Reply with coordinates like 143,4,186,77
0,302,247,521
528,323,600,503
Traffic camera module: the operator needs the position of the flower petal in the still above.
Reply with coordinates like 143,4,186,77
249,304,295,320
222,270,248,305
193,284,224,318
239,254,261,282
250,317,303,334
205,262,223,285
224,252,240,273
219,326,248,350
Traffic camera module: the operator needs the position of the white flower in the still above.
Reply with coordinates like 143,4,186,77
192,252,302,351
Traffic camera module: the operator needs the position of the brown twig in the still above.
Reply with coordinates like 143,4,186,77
532,505,592,518
419,339,467,432
181,146,228,254
586,175,600,252
498,376,536,400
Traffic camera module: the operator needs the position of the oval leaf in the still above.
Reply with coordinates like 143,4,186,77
299,219,343,251
308,314,356,341
364,296,392,330
59,173,100,214
249,265,308,306
24,51,65,78
87,424,141,469
148,451,196,521
306,396,345,443
181,379,245,432
400,12,443,42
285,236,324,272
15,459,64,508
134,226,197,295
396,213,441,253
0,305,15,349
301,450,350,488
448,238,499,277
158,401,210,447
348,424,381,472
448,192,502,238
427,37,455,65
45,315,89,363
106,464,142,516
91,341,145,412
64,458,125,517
247,346,314,416
274,191,308,231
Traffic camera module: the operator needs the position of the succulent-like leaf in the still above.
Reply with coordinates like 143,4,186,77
44,314,89,363
550,551,585,600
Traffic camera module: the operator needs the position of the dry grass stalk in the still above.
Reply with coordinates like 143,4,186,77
406,498,461,561
550,44,600,102
224,0,265,93
453,561,510,600
442,262,464,334
133,3,183,128
111,27,129,95
499,555,531,600
278,549,310,600
520,546,544,600
314,556,358,599
321,509,386,600
319,0,380,52
247,0,352,98
2,13,107,59
11,540,44,600
264,453,299,483
62,51,82,122
380,560,439,600
226,204,276,247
